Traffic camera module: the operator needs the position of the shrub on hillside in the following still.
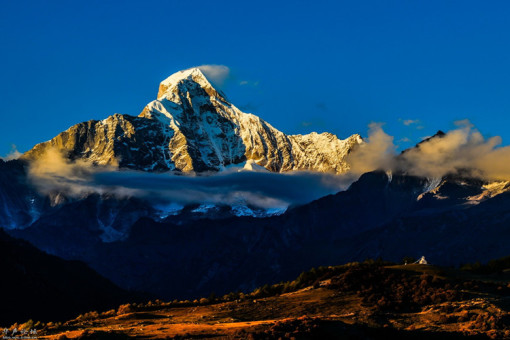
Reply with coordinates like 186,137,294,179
330,265,464,312
116,304,135,315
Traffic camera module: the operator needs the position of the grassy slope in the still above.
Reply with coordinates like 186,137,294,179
28,262,510,339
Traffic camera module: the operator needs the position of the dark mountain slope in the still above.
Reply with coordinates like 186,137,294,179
0,229,137,326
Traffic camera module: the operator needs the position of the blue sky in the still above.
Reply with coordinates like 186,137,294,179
1,0,510,157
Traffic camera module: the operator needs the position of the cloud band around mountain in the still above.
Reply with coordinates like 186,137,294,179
26,148,355,208
26,120,510,210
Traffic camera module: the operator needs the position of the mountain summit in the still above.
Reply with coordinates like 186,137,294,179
156,67,227,101
24,68,362,173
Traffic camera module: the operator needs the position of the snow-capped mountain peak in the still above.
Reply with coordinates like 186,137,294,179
157,67,224,102
159,68,209,88
24,68,362,173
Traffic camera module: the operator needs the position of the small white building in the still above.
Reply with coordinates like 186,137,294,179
417,256,428,265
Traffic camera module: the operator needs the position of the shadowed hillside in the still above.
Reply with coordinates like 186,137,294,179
0,229,142,326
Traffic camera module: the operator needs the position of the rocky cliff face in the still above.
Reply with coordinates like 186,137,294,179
23,68,362,173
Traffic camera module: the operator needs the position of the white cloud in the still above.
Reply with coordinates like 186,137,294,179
26,147,355,209
196,65,230,85
1,145,22,161
346,122,396,175
399,118,421,126
239,80,260,87
347,120,510,181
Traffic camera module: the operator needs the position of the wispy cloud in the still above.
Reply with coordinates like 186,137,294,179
346,122,396,175
196,65,231,86
93,170,355,208
400,118,421,126
26,147,355,209
397,121,509,179
239,80,259,87
1,145,22,161
349,120,510,181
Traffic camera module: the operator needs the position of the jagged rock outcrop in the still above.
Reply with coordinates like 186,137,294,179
24,68,362,173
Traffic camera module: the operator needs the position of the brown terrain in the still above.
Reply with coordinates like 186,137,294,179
7,261,510,339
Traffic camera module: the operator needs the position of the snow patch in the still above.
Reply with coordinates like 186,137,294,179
264,207,287,216
417,177,443,200
154,202,184,219
98,220,126,243
242,159,269,172
467,181,510,202
231,204,255,217
191,204,218,214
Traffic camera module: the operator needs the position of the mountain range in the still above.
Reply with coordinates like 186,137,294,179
2,68,510,304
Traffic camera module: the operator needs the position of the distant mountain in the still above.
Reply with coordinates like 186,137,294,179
23,68,362,173
0,228,135,326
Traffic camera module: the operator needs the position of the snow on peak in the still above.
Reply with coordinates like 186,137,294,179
160,68,208,87
349,134,364,144
242,160,270,172
157,68,216,100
